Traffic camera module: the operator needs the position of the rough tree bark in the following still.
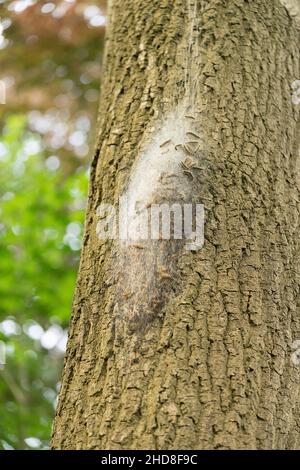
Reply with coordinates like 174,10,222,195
52,0,300,449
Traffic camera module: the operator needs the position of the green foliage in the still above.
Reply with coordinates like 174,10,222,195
0,115,88,449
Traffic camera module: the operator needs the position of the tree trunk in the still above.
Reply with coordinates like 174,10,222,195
52,0,300,450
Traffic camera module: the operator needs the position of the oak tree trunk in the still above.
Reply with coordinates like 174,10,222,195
52,0,300,449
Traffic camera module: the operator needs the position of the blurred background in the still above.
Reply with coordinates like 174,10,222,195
0,0,106,449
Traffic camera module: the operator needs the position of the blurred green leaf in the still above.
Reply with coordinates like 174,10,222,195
0,114,88,449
